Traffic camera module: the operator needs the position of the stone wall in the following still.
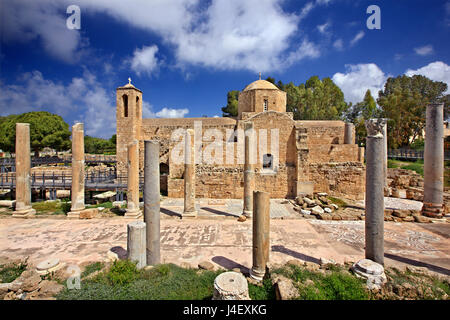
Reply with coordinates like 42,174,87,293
307,162,366,200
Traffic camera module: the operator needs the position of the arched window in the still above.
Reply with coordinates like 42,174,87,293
123,95,128,117
136,96,140,118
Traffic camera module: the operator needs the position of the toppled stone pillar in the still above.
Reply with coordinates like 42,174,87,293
13,123,36,217
422,103,444,218
183,129,197,217
127,221,146,269
144,141,160,265
213,272,250,300
125,140,141,217
250,191,270,281
364,119,385,265
67,123,85,218
243,122,255,218
344,123,355,144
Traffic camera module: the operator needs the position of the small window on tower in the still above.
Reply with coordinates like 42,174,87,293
136,96,140,117
263,99,268,111
123,95,128,117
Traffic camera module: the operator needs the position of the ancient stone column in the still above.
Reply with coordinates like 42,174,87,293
364,119,385,265
125,140,141,217
127,221,146,269
380,119,389,190
67,123,85,218
250,191,270,281
183,129,197,217
243,122,255,218
422,103,444,218
144,141,160,265
13,123,36,217
358,147,365,164
344,123,355,144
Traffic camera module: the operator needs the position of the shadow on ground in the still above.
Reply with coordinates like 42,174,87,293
212,256,250,274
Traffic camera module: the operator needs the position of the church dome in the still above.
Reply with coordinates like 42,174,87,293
243,80,279,92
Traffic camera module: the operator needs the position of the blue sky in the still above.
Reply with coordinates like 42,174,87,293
1,0,449,138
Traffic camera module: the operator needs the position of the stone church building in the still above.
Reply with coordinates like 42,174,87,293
116,79,365,200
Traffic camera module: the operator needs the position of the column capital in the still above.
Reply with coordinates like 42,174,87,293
365,119,385,138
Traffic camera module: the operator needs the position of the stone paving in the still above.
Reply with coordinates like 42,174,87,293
1,210,448,276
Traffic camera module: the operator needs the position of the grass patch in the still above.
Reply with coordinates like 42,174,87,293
401,162,424,176
385,267,450,300
0,262,27,283
86,201,113,209
388,160,401,168
57,261,224,300
388,159,425,176
81,262,104,279
272,264,369,300
248,278,276,300
328,196,348,208
32,200,69,215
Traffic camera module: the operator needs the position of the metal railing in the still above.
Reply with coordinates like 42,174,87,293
0,154,117,168
0,168,145,192
388,149,450,161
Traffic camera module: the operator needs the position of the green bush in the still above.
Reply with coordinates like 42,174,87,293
107,260,139,286
410,139,424,150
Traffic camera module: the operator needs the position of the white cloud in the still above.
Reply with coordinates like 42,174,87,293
130,45,160,76
332,63,389,104
0,70,116,138
2,0,329,72
155,107,189,118
332,61,450,104
0,0,84,63
405,61,450,94
350,31,365,46
414,45,434,56
285,39,321,66
333,39,344,51
317,22,331,34
0,70,192,137
141,102,189,119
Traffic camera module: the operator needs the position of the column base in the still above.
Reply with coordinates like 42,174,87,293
242,210,252,218
67,210,82,219
249,267,265,281
12,208,36,218
182,210,197,218
422,202,443,218
125,209,143,218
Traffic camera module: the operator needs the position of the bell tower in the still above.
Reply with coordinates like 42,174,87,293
116,78,142,174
